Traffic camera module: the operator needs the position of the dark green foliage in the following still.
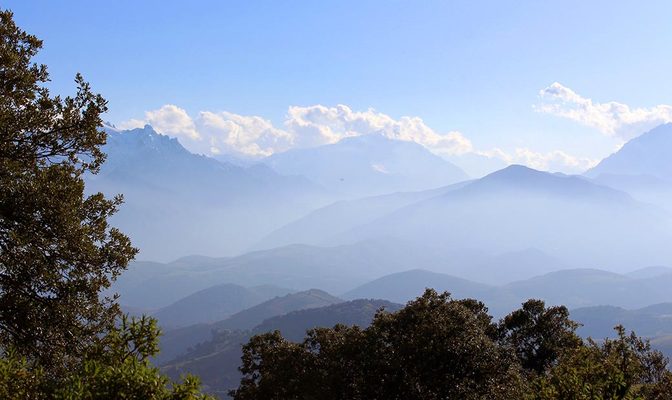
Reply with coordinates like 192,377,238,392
0,9,211,398
0,316,213,399
54,316,213,400
498,299,582,374
230,292,672,400
231,289,525,400
530,326,672,400
0,9,137,372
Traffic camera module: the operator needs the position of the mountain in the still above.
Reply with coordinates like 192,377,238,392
254,181,471,250
251,299,402,341
86,125,331,261
212,289,342,331
335,165,672,270
586,124,672,211
111,239,463,310
264,134,468,198
587,123,672,180
343,269,492,304
161,299,398,397
499,269,672,311
343,268,672,317
626,266,672,279
571,303,672,339
151,284,294,329
155,289,342,364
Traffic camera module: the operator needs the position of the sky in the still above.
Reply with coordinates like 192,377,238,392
8,1,672,176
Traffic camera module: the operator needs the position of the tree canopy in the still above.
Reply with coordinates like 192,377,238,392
231,290,672,400
0,9,137,372
0,8,210,399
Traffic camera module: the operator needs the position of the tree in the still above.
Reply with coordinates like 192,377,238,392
231,289,526,400
529,326,672,400
0,316,214,400
0,9,136,373
498,299,582,374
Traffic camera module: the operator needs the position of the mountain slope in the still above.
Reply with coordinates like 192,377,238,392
86,125,331,261
156,289,342,364
586,124,672,211
344,268,672,317
338,165,672,269
151,284,294,329
112,239,461,309
162,299,399,397
343,269,492,304
264,134,468,198
254,180,470,250
213,289,343,331
571,303,672,339
587,123,672,179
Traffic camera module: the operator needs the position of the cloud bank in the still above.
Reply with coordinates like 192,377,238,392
119,104,473,158
119,103,595,174
536,82,672,140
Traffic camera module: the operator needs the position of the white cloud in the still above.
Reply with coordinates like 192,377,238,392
144,105,201,141
116,118,146,131
119,104,472,157
536,82,672,140
285,104,473,156
511,148,598,173
467,147,597,175
118,103,594,174
198,111,294,157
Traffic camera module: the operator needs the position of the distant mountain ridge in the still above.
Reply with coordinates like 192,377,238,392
86,125,331,261
151,283,294,329
155,289,342,364
585,123,672,212
264,134,468,198
262,164,671,269
161,298,398,396
587,123,672,180
345,268,672,317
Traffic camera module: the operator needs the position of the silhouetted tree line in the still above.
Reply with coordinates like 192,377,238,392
230,290,672,400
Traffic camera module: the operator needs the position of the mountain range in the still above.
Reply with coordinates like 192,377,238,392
586,123,672,211
161,298,399,397
264,134,468,198
259,164,672,270
86,125,332,261
343,267,672,317
155,289,343,364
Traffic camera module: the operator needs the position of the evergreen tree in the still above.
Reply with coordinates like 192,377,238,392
0,9,137,372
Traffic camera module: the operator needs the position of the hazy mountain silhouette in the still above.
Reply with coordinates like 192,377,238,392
264,134,468,198
587,123,672,179
152,284,294,329
156,289,342,364
255,181,470,250
212,289,342,331
571,303,672,339
345,268,672,317
336,165,672,269
343,269,492,304
586,124,672,211
162,299,399,397
112,240,466,309
626,266,672,279
85,125,332,261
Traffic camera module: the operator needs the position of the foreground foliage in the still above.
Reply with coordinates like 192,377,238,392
0,9,211,398
0,316,213,399
0,8,136,373
231,289,672,400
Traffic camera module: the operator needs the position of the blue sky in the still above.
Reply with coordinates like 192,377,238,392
8,1,672,175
